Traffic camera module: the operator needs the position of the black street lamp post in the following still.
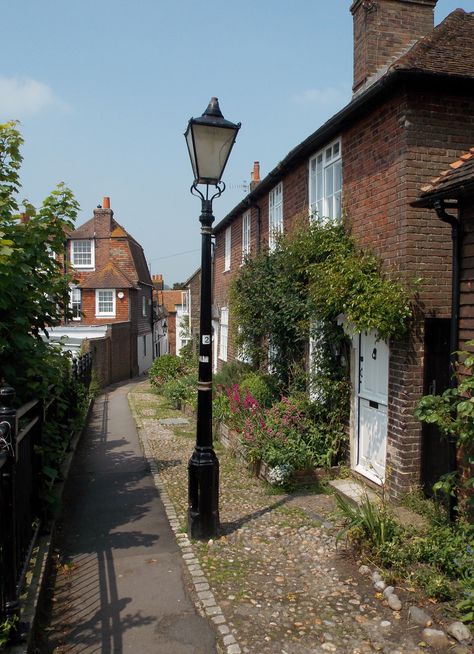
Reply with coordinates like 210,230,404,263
184,97,240,539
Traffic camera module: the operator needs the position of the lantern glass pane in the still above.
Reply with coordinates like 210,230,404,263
192,124,236,183
185,127,198,180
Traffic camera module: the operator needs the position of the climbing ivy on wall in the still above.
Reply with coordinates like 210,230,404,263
230,216,412,391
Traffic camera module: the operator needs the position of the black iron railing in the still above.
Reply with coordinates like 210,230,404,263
0,352,92,632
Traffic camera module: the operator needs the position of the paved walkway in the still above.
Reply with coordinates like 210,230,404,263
37,381,216,654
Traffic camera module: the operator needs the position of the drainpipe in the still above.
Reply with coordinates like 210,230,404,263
433,198,460,520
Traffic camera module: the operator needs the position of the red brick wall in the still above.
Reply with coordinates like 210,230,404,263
88,321,136,385
351,0,436,93
167,313,177,355
343,85,474,497
79,288,130,323
213,164,309,367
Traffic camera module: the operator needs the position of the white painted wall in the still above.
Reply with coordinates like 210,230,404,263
137,331,153,374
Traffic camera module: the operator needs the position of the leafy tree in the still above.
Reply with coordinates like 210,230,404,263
0,121,79,401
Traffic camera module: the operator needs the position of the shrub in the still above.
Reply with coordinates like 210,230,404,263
162,373,197,410
213,360,251,390
335,493,399,549
240,372,279,408
149,355,183,389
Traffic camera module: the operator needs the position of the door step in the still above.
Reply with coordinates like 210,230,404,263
329,478,428,530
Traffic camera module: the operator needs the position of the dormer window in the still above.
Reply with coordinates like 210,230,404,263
71,239,95,269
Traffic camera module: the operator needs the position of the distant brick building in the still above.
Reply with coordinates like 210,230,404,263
52,197,154,383
153,281,191,356
211,3,474,499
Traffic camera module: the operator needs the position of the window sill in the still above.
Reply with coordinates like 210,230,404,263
96,314,116,319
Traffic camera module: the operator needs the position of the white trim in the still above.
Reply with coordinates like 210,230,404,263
224,226,231,271
309,138,342,222
71,239,95,269
242,210,251,261
269,182,283,251
69,285,82,321
219,307,229,361
95,288,116,317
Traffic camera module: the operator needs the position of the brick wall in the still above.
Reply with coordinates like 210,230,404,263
79,288,130,323
188,270,201,350
213,164,309,368
351,0,436,93
343,83,474,497
88,321,136,385
167,312,177,355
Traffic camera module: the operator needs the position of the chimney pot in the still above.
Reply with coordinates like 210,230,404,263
103,196,110,209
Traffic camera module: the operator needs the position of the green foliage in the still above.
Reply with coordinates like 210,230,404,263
0,615,18,648
0,121,80,403
213,360,252,389
162,373,197,411
337,488,473,621
239,372,279,408
149,354,183,389
415,343,474,513
231,217,412,390
335,493,399,549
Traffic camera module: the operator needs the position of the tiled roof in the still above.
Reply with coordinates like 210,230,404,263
79,261,136,289
418,148,474,200
158,290,183,313
390,10,474,79
128,237,153,286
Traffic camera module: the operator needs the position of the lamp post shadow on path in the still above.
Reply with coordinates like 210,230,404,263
184,97,241,540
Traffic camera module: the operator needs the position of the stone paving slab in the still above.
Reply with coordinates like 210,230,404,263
128,382,463,654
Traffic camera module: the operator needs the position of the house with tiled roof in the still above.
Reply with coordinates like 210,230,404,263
54,197,155,383
152,275,191,356
211,1,474,501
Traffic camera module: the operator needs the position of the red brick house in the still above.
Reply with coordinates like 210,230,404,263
212,2,474,499
154,286,191,356
52,197,154,382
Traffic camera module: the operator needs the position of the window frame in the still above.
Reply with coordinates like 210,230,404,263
242,210,251,262
309,138,342,222
95,288,116,317
224,226,231,271
142,294,147,317
70,285,82,321
219,307,229,362
71,239,95,269
268,182,283,251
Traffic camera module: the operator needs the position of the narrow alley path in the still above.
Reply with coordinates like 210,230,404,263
35,380,216,654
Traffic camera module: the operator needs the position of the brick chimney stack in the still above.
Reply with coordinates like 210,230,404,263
152,274,164,290
250,161,261,191
93,196,113,237
351,0,437,94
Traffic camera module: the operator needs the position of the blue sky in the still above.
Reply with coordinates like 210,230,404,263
0,0,467,284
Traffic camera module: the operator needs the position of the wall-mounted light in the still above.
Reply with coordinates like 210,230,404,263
117,291,125,299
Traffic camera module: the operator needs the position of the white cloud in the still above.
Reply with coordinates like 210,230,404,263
291,86,350,108
0,77,66,118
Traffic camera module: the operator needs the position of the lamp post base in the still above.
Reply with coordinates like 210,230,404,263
188,446,219,540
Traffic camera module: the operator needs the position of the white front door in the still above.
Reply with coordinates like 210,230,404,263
356,331,389,484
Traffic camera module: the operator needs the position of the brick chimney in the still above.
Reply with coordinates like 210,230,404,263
250,161,261,191
93,196,113,237
152,273,164,290
351,0,437,94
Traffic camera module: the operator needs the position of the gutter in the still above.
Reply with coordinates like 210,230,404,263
214,70,474,235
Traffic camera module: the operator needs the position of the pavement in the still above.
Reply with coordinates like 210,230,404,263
34,379,471,654
35,380,216,654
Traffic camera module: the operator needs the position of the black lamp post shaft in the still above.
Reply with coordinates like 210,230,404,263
188,198,219,539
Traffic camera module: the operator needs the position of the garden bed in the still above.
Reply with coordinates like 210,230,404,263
215,421,339,488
